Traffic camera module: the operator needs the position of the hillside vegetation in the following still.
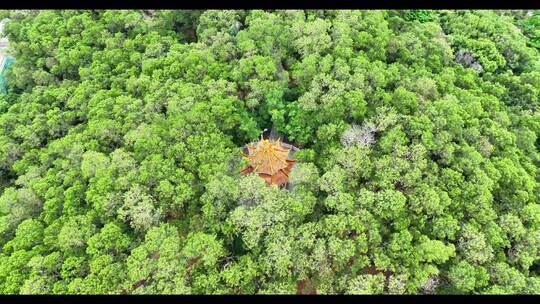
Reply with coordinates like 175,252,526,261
0,10,539,294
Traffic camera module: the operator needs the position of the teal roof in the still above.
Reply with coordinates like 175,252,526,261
0,56,14,94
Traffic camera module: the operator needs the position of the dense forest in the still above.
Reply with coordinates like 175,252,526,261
0,10,539,294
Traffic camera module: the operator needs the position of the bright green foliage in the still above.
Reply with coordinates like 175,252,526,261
0,9,539,295
403,10,439,23
517,11,540,50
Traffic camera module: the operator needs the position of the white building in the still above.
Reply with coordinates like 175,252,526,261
0,19,9,72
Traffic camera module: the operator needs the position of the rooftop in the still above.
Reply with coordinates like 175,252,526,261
0,19,10,73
